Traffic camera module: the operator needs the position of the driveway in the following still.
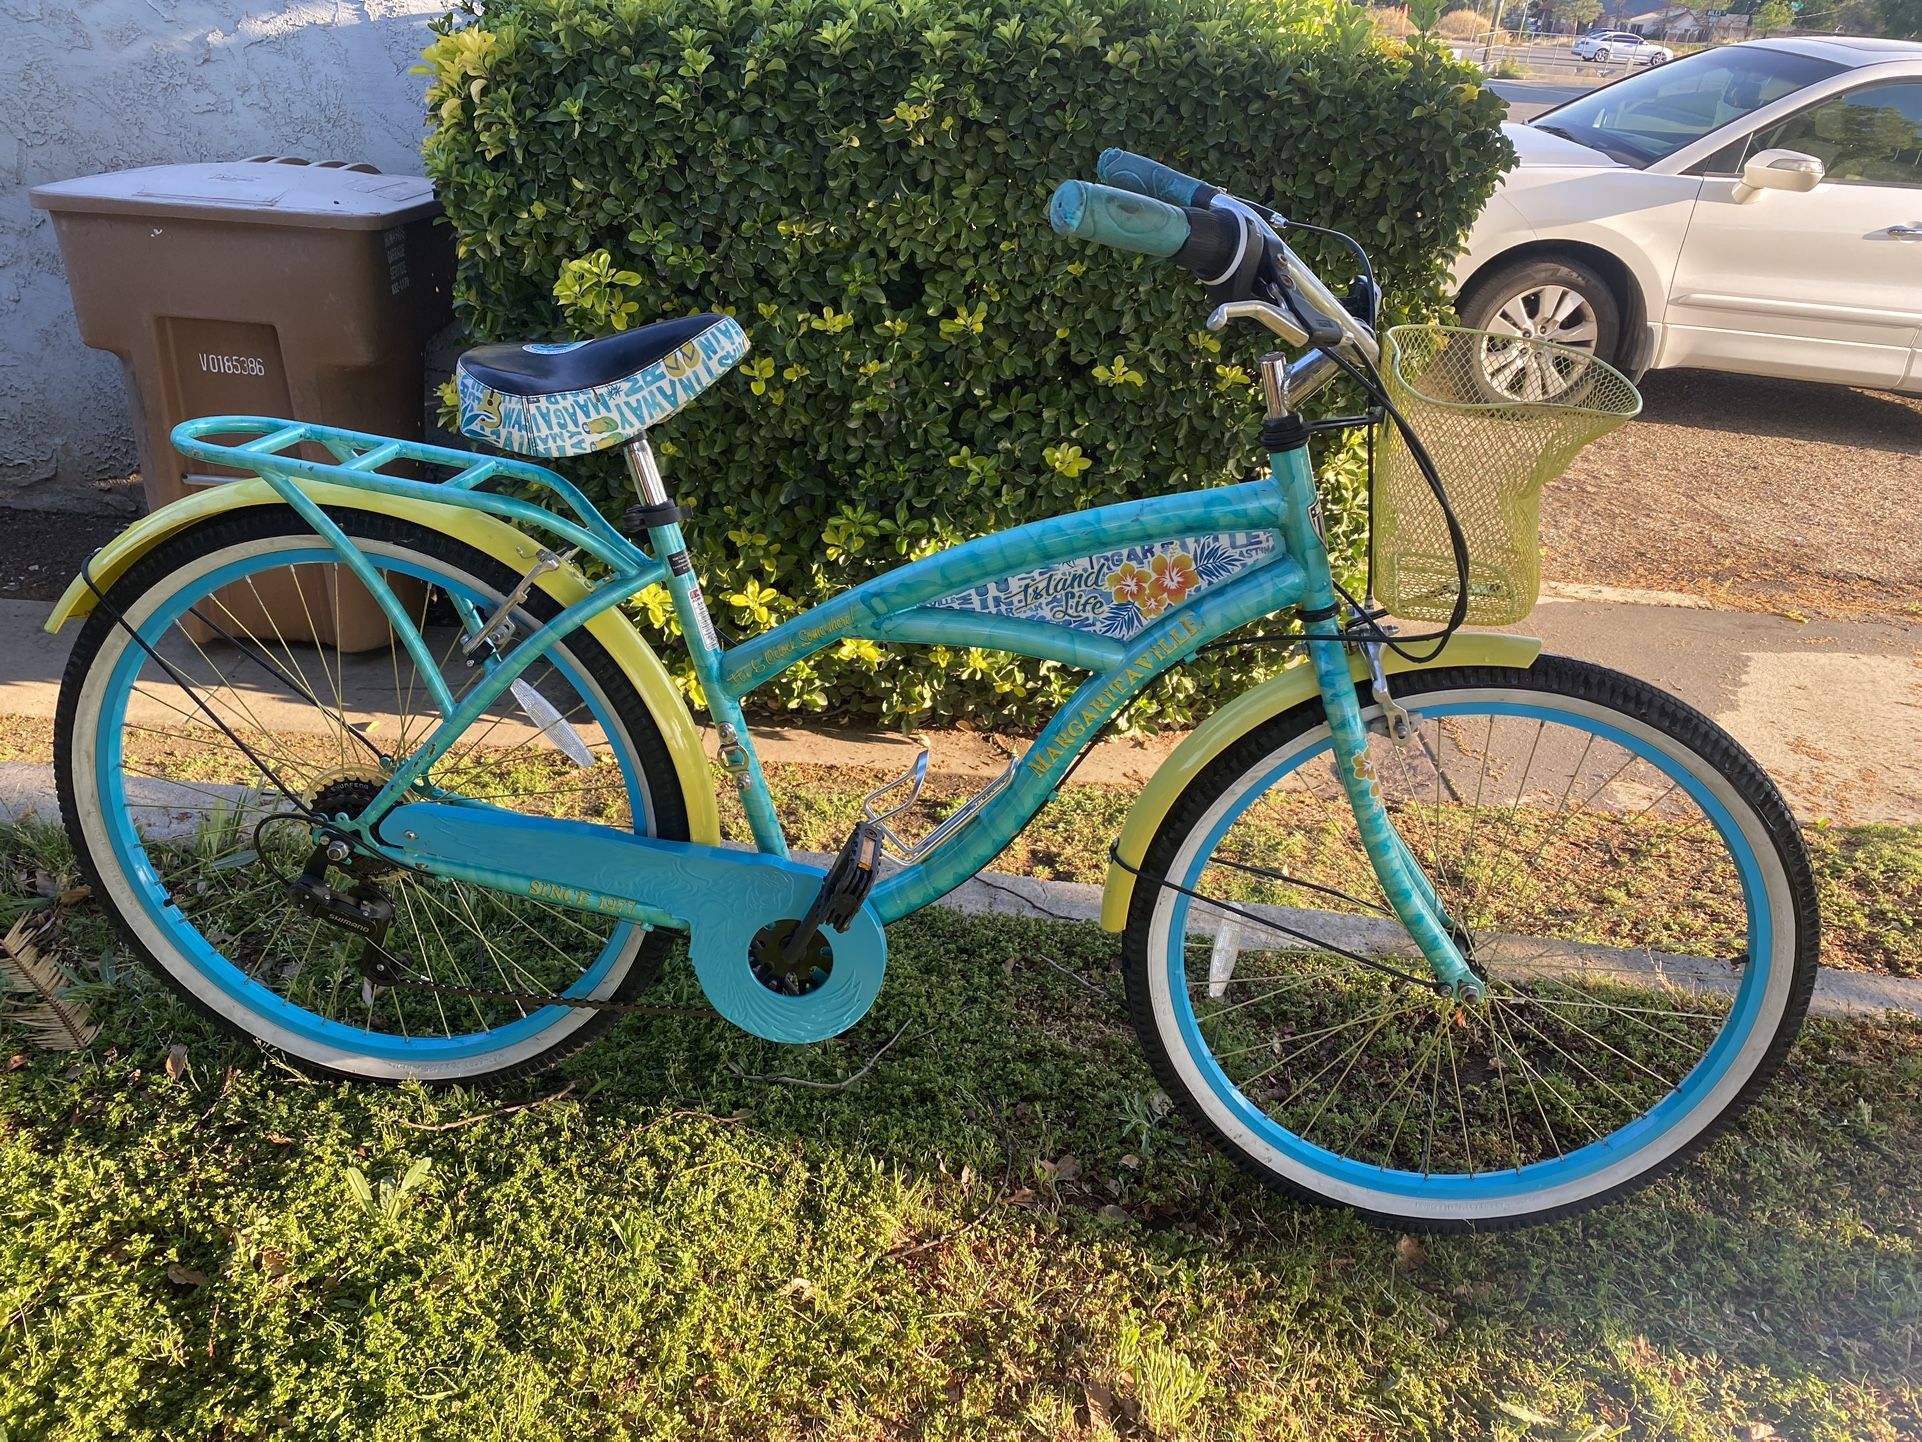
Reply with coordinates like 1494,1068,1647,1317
1542,368,1922,621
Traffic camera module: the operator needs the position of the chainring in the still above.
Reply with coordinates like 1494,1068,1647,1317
748,919,835,997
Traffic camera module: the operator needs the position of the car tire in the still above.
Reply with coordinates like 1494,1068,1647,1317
1455,255,1625,399
1648,52,1667,65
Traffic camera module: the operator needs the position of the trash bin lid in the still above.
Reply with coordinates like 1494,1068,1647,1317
30,159,440,231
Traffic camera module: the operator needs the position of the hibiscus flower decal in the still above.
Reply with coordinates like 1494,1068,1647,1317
1149,551,1200,608
1106,561,1149,607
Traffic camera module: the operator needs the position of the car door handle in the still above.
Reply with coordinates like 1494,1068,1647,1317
1890,224,1922,238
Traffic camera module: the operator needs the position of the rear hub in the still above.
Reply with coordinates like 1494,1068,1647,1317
309,776,396,877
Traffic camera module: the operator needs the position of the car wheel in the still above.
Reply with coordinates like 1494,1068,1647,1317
1648,52,1667,65
1595,46,1611,60
1455,256,1623,402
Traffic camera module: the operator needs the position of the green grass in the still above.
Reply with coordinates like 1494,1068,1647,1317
0,812,1918,1439
1810,823,1922,979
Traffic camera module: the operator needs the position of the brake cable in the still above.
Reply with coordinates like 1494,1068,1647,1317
1194,214,1473,666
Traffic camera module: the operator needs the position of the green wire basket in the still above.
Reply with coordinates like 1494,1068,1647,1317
1373,325,1642,626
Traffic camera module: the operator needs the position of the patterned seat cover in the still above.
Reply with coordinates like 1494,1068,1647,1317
456,313,750,458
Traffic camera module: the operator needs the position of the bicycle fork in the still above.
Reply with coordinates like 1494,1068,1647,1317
1265,366,1483,1001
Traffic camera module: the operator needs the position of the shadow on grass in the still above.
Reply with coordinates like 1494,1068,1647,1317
3,890,1918,1440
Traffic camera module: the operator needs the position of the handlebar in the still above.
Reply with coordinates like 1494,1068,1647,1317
1048,181,1244,280
1052,151,1380,371
1096,148,1220,209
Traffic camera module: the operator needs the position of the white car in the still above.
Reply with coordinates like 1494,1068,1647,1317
1455,37,1922,398
1572,31,1673,66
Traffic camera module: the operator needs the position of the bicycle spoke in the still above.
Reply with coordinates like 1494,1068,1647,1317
1150,684,1782,1198
85,531,662,1056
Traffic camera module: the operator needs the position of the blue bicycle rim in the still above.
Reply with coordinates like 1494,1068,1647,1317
94,543,651,1063
1163,697,1772,1204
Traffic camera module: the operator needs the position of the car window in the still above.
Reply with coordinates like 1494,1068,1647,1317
1534,46,1844,167
1739,81,1922,187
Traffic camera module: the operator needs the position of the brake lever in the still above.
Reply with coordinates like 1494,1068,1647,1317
1205,300,1309,347
1208,193,1374,357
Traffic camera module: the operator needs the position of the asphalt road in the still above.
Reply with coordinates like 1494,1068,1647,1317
1489,77,1596,120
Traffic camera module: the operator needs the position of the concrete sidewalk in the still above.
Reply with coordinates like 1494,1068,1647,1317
1516,585,1921,825
1,588,1915,823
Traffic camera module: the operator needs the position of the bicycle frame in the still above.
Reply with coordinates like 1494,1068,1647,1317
169,411,1477,999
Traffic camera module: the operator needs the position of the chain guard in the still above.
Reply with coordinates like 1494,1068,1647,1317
382,802,887,1043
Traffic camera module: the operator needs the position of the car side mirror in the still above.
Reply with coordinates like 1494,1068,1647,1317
1732,148,1825,203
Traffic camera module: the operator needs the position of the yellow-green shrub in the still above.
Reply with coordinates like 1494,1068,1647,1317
423,0,1509,727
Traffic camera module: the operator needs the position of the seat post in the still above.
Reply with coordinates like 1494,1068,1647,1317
621,433,790,858
623,432,672,509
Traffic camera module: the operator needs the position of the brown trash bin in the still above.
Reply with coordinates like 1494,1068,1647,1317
32,156,455,650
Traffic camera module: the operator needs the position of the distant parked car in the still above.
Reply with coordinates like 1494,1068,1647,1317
1453,36,1922,399
1572,31,1674,65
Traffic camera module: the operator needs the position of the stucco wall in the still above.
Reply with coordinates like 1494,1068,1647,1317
0,0,448,511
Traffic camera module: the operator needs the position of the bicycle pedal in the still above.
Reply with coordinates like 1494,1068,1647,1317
819,821,885,930
779,821,885,968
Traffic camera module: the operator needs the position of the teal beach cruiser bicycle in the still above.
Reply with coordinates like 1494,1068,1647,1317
50,152,1819,1228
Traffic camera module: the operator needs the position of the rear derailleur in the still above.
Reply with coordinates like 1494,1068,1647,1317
286,841,401,986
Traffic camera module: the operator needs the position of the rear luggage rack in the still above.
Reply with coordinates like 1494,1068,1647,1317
170,415,647,574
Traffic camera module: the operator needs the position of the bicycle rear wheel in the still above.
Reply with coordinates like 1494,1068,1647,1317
55,508,692,1083
1122,656,1819,1229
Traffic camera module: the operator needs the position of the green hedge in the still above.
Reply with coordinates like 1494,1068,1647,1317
422,0,1510,728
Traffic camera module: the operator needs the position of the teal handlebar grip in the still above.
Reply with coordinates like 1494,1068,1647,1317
1049,180,1191,258
1096,148,1220,209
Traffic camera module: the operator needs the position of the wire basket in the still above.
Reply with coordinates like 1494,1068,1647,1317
1372,325,1641,626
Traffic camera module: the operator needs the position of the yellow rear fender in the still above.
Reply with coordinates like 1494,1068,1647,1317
1098,632,1544,931
48,480,720,846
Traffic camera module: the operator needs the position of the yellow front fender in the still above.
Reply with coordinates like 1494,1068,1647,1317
1098,632,1543,931
49,480,720,846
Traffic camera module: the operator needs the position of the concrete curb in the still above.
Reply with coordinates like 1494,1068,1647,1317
6,763,1915,1024
1539,580,1715,610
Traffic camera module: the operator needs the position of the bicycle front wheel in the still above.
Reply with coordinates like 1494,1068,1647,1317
55,508,692,1084
1122,656,1819,1229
